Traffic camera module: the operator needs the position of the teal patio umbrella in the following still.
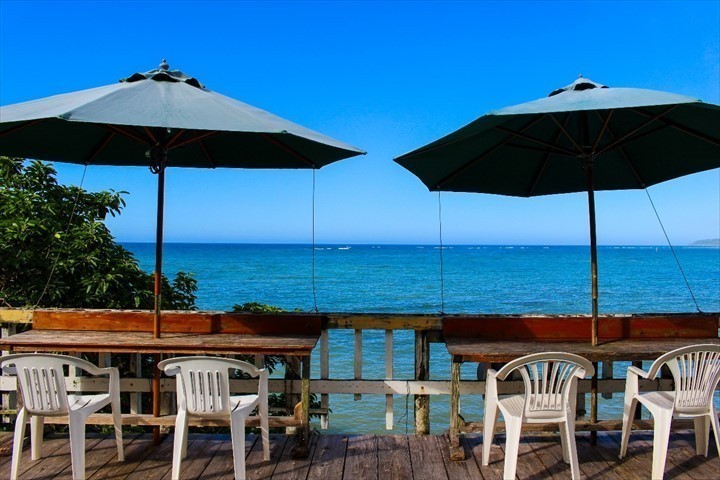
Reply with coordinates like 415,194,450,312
395,77,720,345
0,60,365,337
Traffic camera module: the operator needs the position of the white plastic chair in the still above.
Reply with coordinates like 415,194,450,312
620,344,720,480
0,353,124,480
482,352,594,480
159,356,269,480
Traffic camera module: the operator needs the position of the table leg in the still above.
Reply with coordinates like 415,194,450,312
153,353,161,444
291,354,311,459
449,358,465,460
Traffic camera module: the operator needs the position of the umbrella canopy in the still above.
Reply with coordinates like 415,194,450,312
0,60,365,337
395,76,720,345
0,60,363,168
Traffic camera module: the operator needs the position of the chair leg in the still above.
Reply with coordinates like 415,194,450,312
231,415,248,480
10,407,28,480
172,410,188,480
619,397,638,459
710,406,720,457
30,415,43,460
112,395,124,461
482,398,499,466
651,410,672,480
694,415,710,457
260,398,270,461
559,421,570,463
503,416,522,480
68,419,87,480
563,416,580,480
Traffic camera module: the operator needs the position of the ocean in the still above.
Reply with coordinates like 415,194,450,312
124,243,720,434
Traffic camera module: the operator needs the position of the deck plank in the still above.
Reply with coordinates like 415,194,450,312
19,433,106,480
408,434,448,479
437,433,483,480
306,434,348,480
88,434,159,480
377,435,412,480
344,435,378,479
246,434,287,480
271,433,319,480
523,434,572,480
2,431,714,479
463,433,504,480
0,433,68,479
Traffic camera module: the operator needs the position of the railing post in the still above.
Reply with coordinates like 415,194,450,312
320,329,330,429
1,323,16,423
385,329,394,430
354,328,363,401
414,329,430,435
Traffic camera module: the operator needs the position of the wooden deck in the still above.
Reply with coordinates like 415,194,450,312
1,430,719,479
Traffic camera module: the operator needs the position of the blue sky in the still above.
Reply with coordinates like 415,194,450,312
1,0,718,245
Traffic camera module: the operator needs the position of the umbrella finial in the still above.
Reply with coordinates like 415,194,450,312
159,59,169,71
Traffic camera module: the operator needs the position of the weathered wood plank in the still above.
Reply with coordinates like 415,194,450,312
0,433,66,478
86,433,158,480
408,434,447,479
523,434,572,479
306,434,348,480
18,434,106,480
0,330,319,356
122,433,175,480
447,338,720,363
344,435,378,479
376,435,412,480
29,309,324,335
437,434,482,480
245,434,287,480
443,314,719,341
463,433,503,480
52,433,131,480
271,433,319,480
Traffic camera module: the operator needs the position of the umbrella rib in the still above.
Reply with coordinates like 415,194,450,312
261,133,316,168
603,123,648,188
631,107,720,147
144,127,158,144
171,130,219,149
527,113,574,196
495,124,578,157
198,140,216,167
547,114,584,154
165,129,188,149
434,116,547,189
595,106,678,155
505,143,579,158
85,132,116,165
106,125,154,146
592,109,614,152
0,118,45,138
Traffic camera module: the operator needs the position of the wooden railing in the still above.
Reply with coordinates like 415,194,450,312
1,309,718,433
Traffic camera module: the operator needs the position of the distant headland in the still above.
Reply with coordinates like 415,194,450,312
689,238,720,247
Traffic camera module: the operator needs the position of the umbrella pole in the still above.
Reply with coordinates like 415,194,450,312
585,164,599,346
153,162,165,339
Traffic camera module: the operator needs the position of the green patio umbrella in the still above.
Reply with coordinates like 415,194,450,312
395,76,720,345
0,60,365,338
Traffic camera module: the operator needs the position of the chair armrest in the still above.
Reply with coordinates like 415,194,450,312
627,366,650,379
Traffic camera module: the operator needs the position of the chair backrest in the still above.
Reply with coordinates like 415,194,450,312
645,344,720,411
0,354,97,416
159,356,265,416
495,352,595,418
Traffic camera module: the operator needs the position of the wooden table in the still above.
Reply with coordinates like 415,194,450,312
0,310,324,458
442,314,720,461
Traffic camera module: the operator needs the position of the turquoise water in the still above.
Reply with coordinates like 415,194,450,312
124,243,720,434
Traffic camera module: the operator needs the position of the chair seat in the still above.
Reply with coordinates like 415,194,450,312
637,391,675,411
499,394,570,422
